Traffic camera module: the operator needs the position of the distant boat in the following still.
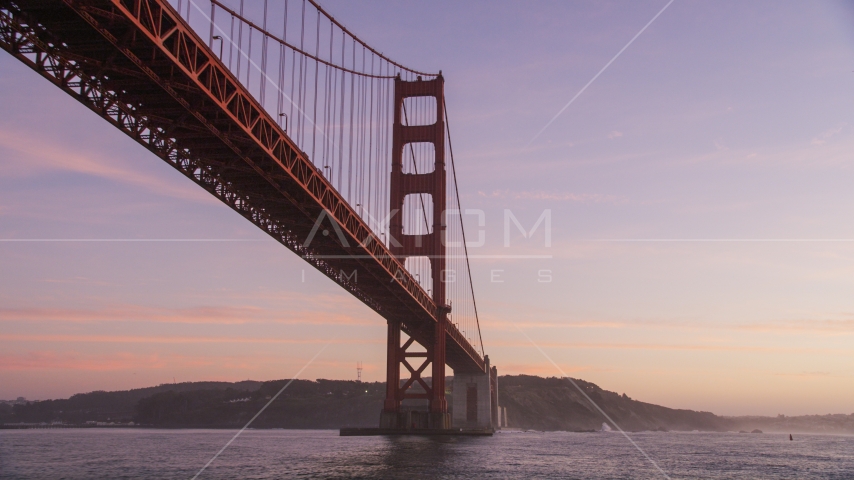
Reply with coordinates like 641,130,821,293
789,434,793,441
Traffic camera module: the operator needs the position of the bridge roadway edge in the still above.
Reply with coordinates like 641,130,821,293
0,0,484,374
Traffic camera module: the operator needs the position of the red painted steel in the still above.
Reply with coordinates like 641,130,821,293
0,0,485,376
384,76,456,420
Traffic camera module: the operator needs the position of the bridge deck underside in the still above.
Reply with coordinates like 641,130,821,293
0,0,483,373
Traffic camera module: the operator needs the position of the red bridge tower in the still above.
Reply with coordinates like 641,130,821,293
381,74,450,430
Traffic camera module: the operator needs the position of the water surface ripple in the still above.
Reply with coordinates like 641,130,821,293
1,429,852,479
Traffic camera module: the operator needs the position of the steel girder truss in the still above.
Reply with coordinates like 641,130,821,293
0,0,484,374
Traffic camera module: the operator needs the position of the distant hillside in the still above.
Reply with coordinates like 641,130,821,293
0,379,386,428
0,381,264,425
2,375,852,433
500,375,724,432
134,379,386,428
724,414,854,435
499,376,854,434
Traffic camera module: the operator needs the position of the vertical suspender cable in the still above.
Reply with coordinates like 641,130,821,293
311,10,320,161
193,0,472,352
247,25,253,92
338,31,345,189
322,20,332,176
277,2,286,131
228,14,234,71
297,0,306,146
208,1,215,48
260,0,268,106
236,0,243,79
444,98,484,357
366,55,375,223
347,38,355,199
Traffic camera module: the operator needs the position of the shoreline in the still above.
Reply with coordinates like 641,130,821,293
4,425,853,436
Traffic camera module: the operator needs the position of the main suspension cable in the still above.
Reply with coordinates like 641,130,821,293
210,0,437,79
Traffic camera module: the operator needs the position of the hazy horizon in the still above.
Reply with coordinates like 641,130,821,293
2,0,854,417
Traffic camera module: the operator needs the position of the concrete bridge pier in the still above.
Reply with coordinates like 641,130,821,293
452,355,498,431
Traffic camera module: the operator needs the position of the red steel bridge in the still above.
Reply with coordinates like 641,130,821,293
0,0,494,430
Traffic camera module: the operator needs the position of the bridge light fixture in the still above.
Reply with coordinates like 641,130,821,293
212,35,223,59
278,113,288,132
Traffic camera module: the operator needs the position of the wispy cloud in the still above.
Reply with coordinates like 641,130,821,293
489,319,632,330
477,189,625,204
0,302,377,327
0,127,214,204
0,333,381,346
0,350,339,372
0,351,169,371
489,339,852,355
489,315,854,335
734,318,854,335
497,361,604,376
772,371,834,378
676,130,854,169
811,124,847,146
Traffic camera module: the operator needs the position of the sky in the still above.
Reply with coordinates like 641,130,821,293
1,0,854,416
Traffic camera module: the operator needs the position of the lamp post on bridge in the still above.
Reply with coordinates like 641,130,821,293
212,35,223,59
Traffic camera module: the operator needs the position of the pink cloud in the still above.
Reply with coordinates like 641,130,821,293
489,339,851,355
0,303,377,327
496,361,596,376
0,127,215,204
0,351,168,371
0,333,382,346
811,124,846,146
477,189,625,203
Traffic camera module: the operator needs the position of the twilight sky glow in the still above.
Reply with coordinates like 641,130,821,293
2,0,854,416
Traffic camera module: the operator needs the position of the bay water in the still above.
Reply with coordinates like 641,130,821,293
1,428,852,479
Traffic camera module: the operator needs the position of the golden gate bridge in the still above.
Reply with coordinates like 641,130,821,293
0,0,499,432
